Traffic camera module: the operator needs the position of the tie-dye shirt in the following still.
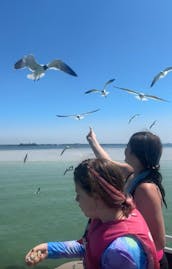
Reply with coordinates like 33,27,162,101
48,235,147,269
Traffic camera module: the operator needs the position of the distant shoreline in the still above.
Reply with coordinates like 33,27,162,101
0,143,172,150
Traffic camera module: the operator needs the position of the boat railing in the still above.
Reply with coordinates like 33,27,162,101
165,234,172,253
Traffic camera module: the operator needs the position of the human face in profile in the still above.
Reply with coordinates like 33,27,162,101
124,144,131,164
75,183,98,219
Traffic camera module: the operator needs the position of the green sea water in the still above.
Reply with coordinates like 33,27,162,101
0,148,172,269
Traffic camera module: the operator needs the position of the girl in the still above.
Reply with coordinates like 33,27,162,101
25,158,159,269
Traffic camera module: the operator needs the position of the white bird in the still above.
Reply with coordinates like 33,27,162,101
60,145,70,156
114,86,168,102
149,120,157,130
150,67,172,87
64,165,74,175
14,54,77,80
128,114,140,124
85,79,115,97
56,109,100,120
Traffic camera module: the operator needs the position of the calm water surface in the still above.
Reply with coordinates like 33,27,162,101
0,146,171,269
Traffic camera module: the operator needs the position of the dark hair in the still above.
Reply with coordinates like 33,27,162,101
74,158,135,217
128,131,167,207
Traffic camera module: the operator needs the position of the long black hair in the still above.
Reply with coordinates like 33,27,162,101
128,131,167,207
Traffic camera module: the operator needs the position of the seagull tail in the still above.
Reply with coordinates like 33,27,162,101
27,73,45,80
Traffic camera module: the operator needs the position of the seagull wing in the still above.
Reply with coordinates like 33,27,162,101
56,115,69,117
103,78,116,89
128,114,140,124
60,148,66,156
47,59,77,76
14,55,40,71
150,72,162,87
163,67,172,73
56,114,76,118
114,86,139,95
150,67,172,87
145,94,168,102
81,109,100,116
64,165,73,175
35,187,41,195
60,146,69,155
63,169,68,175
23,153,28,163
85,89,100,94
149,120,157,129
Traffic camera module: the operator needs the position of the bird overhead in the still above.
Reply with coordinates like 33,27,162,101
114,86,168,102
85,78,115,97
128,114,140,124
150,67,172,87
60,145,70,156
56,109,100,120
14,54,77,81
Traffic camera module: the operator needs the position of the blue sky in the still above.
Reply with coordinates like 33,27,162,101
0,0,172,144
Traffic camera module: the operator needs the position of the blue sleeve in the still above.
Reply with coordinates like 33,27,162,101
101,236,147,269
47,240,85,259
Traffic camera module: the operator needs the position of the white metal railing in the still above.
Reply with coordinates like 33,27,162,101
165,234,172,253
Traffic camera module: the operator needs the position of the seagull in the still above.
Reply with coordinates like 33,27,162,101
60,145,70,156
128,114,140,124
14,54,77,80
56,109,100,120
84,79,115,97
35,187,41,195
23,153,28,163
114,86,168,102
149,120,157,130
64,165,74,175
150,67,172,87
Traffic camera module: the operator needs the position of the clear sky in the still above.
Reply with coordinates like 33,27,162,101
0,0,172,144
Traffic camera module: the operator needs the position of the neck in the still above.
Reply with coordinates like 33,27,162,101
99,208,125,223
131,162,145,177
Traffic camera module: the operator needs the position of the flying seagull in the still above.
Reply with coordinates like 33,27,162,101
56,109,100,120
60,145,70,156
14,54,77,80
35,187,41,195
149,120,157,130
23,153,28,163
114,86,168,102
64,165,74,175
150,67,172,87
128,114,140,124
85,78,115,97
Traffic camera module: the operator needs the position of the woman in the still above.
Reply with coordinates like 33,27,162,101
25,159,159,269
86,128,168,269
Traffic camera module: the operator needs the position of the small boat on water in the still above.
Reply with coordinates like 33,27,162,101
55,234,172,269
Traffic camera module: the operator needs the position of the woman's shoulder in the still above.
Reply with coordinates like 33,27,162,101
134,182,162,207
135,181,161,197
